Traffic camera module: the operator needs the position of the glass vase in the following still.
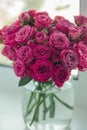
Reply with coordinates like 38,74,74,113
21,79,74,130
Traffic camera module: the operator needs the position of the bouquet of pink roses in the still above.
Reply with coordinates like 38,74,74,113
0,10,87,126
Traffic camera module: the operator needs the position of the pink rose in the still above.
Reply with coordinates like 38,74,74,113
34,12,52,30
3,33,17,47
2,46,16,61
69,26,83,40
15,25,35,44
28,10,36,18
13,61,26,77
29,59,53,82
52,65,70,87
49,32,70,49
1,24,21,36
74,15,87,26
56,23,69,34
19,11,30,23
60,49,79,70
35,31,46,44
16,46,33,63
75,42,87,71
55,16,74,27
33,45,51,59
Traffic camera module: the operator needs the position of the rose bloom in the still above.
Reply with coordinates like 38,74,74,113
69,26,83,40
13,60,26,77
15,25,35,44
28,10,36,18
49,32,70,49
1,23,21,36
52,65,70,87
16,46,33,63
3,33,17,47
29,59,53,82
33,45,51,59
35,31,46,44
75,42,87,71
34,12,52,30
74,15,87,26
2,46,16,61
60,49,79,70
19,11,30,23
56,23,69,34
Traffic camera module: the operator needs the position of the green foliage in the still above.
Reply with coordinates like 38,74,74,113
19,76,32,87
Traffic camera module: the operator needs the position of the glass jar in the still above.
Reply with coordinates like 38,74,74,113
21,78,74,130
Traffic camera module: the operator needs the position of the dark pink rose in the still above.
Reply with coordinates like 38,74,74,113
19,11,30,23
69,26,83,40
35,31,46,44
2,46,16,61
3,33,17,47
52,65,70,87
13,61,26,77
1,24,21,35
60,49,79,70
15,25,35,44
75,42,87,71
28,10,36,18
49,32,70,49
74,15,87,26
56,23,69,34
55,16,74,27
55,16,65,22
34,12,52,30
16,46,33,63
33,45,51,59
29,59,53,82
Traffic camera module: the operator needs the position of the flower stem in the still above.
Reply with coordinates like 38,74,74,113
30,93,50,126
49,94,55,118
53,94,74,110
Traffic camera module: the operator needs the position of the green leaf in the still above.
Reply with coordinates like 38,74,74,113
19,76,32,87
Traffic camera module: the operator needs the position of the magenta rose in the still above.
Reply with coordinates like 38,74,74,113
69,26,83,40
52,65,70,87
28,10,36,18
74,15,87,26
13,61,26,77
16,46,33,63
1,23,21,36
15,25,35,44
3,33,17,47
75,42,87,71
2,46,16,61
34,12,52,30
19,11,30,23
56,23,69,34
29,59,53,82
33,45,51,59
60,49,79,70
35,31,46,44
49,32,70,49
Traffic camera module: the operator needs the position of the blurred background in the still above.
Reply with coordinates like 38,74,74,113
0,0,87,130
